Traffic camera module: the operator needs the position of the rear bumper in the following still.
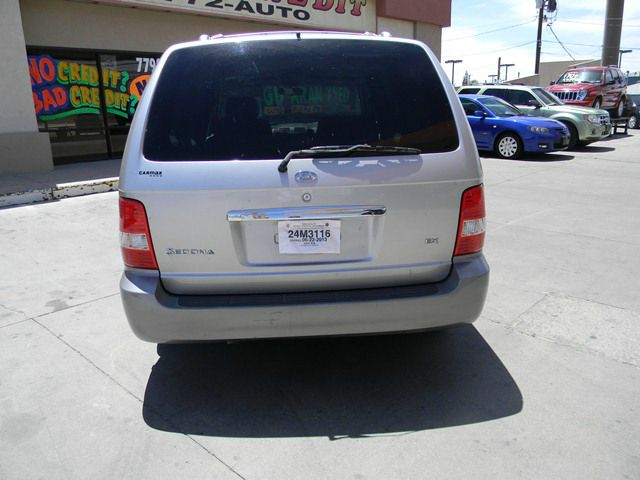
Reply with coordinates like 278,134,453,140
120,256,490,343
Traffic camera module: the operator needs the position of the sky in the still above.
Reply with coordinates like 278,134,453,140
441,0,640,85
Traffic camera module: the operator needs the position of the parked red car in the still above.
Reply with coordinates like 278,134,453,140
548,66,627,117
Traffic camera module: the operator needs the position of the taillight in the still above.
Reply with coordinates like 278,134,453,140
454,184,486,257
119,197,158,269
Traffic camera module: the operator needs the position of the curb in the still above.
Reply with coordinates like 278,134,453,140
0,177,119,208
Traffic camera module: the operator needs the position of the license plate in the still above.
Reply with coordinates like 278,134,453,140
278,220,341,254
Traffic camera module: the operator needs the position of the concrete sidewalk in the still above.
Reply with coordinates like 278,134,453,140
0,158,120,208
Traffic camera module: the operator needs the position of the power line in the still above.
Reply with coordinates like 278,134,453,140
446,40,536,58
451,15,538,31
447,18,538,41
558,18,640,28
544,39,640,50
546,25,576,60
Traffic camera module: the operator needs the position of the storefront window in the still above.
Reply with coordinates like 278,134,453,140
27,48,159,164
100,53,158,156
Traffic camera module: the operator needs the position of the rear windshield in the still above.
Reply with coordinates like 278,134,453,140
143,39,459,161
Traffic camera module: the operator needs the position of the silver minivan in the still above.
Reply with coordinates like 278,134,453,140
119,31,489,343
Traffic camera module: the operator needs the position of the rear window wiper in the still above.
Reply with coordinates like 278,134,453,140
278,144,421,172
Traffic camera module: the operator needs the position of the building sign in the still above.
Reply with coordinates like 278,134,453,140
89,0,376,32
28,54,149,121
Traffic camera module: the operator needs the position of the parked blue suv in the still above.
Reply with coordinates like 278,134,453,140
459,94,570,159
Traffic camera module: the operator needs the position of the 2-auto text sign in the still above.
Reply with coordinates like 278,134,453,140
90,0,376,31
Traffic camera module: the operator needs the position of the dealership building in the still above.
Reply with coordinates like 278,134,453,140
1,0,451,175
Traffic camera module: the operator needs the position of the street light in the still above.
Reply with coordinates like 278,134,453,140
619,49,632,68
501,63,515,82
445,59,463,86
488,74,498,83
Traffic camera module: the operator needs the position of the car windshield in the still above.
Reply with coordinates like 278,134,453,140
534,88,563,106
144,39,459,161
557,70,603,84
630,94,640,105
478,97,522,117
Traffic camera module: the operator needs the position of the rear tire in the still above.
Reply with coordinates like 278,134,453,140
495,133,523,159
562,122,579,149
615,97,626,118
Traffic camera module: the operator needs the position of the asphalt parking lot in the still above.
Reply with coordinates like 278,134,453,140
1,130,639,479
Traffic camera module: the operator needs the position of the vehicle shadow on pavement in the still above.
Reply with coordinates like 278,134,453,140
142,325,522,438
483,153,574,162
522,153,575,162
576,145,615,152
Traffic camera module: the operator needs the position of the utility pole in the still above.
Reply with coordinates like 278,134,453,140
497,56,502,82
619,49,632,67
602,0,625,66
445,59,463,86
534,1,544,74
502,63,515,81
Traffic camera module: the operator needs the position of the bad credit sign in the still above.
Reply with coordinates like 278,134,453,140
90,0,376,31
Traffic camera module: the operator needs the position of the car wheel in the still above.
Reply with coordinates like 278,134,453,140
616,98,625,118
629,114,638,129
562,122,579,149
495,133,523,159
592,98,602,110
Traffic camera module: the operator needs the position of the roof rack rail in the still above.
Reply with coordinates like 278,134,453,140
198,33,223,41
198,30,378,43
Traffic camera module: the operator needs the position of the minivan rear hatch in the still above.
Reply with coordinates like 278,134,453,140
125,34,474,295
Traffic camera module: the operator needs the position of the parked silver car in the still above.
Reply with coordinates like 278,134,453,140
119,32,489,343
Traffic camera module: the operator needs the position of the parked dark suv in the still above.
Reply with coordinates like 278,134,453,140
548,66,627,117
624,91,639,129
